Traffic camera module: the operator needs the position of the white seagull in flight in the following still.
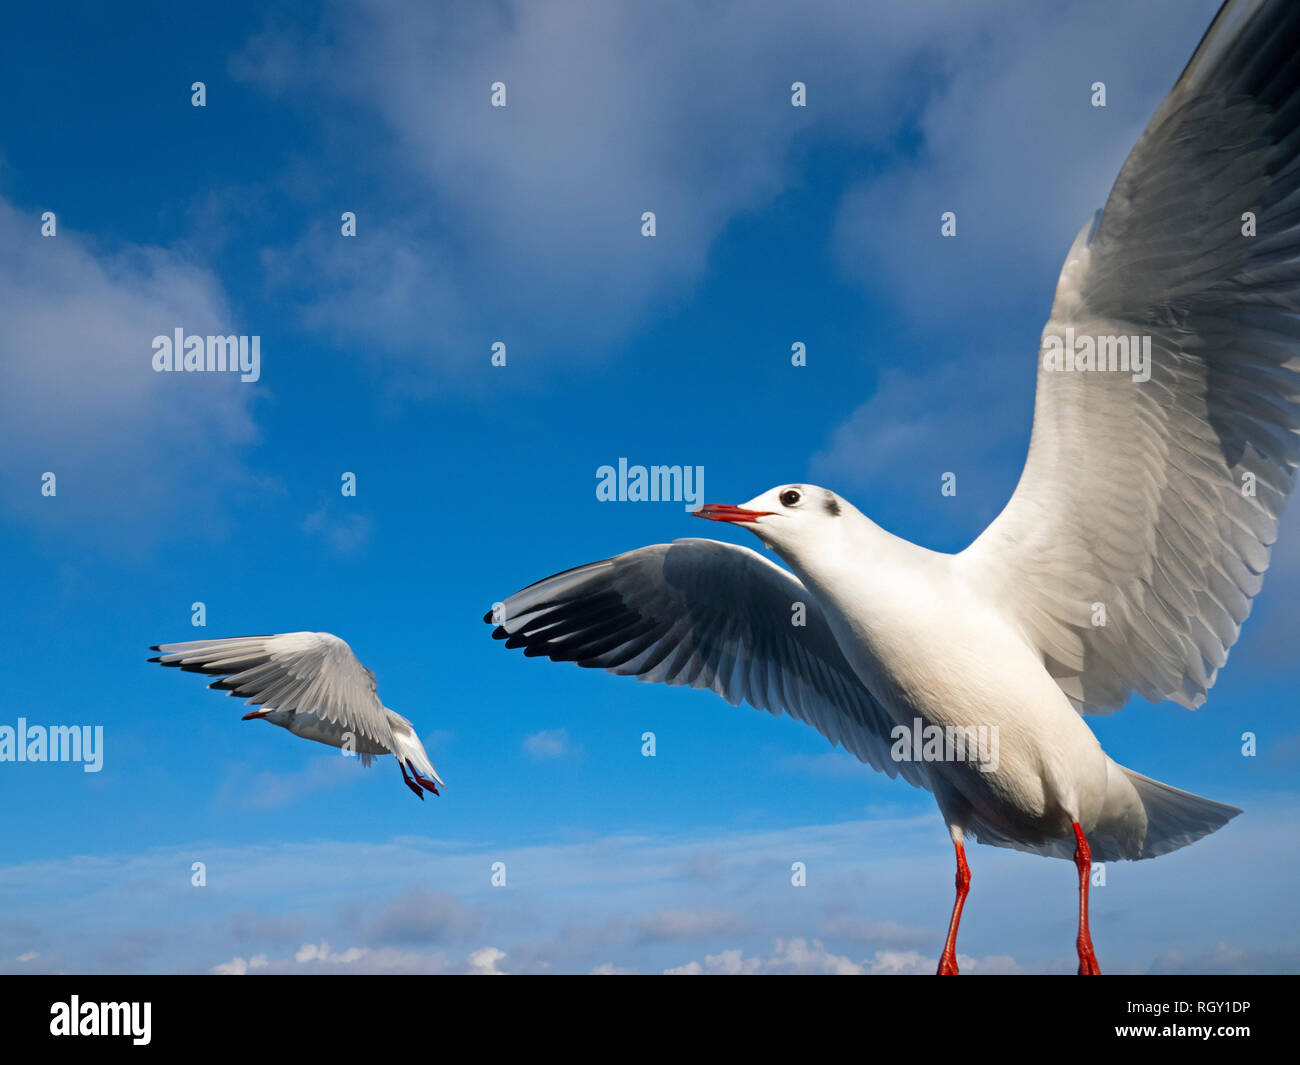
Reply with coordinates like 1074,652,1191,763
487,0,1300,973
149,633,445,800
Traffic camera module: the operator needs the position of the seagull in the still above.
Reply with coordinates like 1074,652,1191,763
486,0,1300,974
148,633,445,800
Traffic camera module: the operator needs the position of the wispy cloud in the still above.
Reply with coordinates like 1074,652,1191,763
0,801,1293,975
815,916,934,950
831,0,1218,327
228,0,1038,378
212,953,267,975
357,890,484,946
212,941,512,975
0,194,264,541
302,505,373,555
216,755,361,810
663,937,1022,975
523,728,576,761
635,908,749,944
778,751,878,780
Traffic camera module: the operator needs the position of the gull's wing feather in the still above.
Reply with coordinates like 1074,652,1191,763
149,632,397,751
963,0,1300,714
487,538,926,787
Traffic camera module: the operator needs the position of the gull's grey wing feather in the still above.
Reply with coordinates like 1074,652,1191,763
487,538,926,787
149,632,397,752
963,0,1300,714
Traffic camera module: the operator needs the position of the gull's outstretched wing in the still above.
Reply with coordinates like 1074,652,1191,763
149,632,397,752
487,538,926,787
963,0,1300,713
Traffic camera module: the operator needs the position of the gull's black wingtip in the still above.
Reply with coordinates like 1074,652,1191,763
482,608,493,624
147,655,161,663
148,644,161,652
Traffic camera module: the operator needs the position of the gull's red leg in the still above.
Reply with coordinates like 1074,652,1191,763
408,762,440,797
1073,822,1101,975
399,759,424,801
936,837,971,975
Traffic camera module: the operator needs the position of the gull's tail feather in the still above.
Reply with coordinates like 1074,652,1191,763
1119,767,1241,859
966,762,1241,862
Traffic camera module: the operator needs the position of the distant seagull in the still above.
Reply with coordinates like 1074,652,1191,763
487,0,1300,974
149,633,444,800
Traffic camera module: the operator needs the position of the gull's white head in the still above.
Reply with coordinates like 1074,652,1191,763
694,483,849,562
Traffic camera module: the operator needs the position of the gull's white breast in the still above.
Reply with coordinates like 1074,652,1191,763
782,526,1111,842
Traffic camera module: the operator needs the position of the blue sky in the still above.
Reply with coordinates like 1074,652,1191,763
1,0,1296,974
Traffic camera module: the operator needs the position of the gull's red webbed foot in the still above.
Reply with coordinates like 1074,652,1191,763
409,762,441,797
399,759,425,801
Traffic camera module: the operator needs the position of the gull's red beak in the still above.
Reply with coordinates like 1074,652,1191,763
693,503,773,524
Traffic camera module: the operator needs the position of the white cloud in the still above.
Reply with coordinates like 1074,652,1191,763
301,505,373,555
831,0,1220,327
523,728,575,761
815,916,933,950
635,908,748,943
211,953,268,975
360,890,483,946
229,0,1026,373
664,938,1019,975
212,942,504,975
226,0,1224,386
467,946,507,975
778,751,877,780
0,193,263,539
1148,941,1300,976
215,756,361,810
2,800,1295,975
295,940,367,965
589,962,636,975
665,938,867,975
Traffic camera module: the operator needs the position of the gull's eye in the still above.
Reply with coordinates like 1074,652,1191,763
780,489,802,507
